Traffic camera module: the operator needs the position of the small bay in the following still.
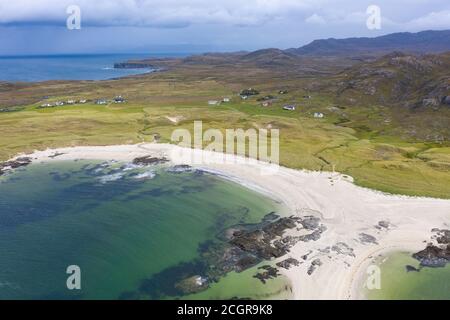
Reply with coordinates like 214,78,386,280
0,160,288,299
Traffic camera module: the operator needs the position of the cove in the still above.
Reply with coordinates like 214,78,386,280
0,160,288,299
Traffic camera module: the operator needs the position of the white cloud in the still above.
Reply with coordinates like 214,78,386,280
404,10,450,30
0,0,316,27
305,14,326,25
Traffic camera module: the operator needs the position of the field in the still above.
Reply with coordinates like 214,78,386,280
1,58,450,198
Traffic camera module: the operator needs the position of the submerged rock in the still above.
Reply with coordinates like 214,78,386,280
253,265,279,284
166,164,193,174
175,275,208,294
405,265,420,272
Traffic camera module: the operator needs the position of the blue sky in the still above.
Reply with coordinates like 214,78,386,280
0,0,449,55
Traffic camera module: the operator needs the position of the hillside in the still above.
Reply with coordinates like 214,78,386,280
336,51,450,109
288,30,450,56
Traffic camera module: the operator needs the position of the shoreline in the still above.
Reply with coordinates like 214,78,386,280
7,143,450,300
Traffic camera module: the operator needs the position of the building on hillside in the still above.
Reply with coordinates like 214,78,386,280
222,97,231,103
314,112,324,118
114,96,125,103
208,100,220,106
261,101,273,107
283,105,296,111
96,99,107,105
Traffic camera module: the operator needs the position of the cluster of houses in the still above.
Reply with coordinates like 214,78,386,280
40,99,88,108
207,88,326,119
39,96,126,108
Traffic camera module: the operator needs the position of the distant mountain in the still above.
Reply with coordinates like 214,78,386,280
288,30,450,56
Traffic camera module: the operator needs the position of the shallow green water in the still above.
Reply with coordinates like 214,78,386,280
0,161,288,300
366,252,450,300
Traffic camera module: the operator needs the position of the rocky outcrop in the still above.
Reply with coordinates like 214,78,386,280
0,157,32,175
114,62,155,69
413,244,450,268
413,229,450,268
276,257,300,270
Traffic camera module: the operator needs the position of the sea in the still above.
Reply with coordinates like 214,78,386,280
0,161,290,300
0,53,188,82
365,252,450,300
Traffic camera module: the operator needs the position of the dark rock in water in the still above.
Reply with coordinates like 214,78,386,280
405,265,420,272
262,212,280,222
359,233,378,245
253,265,279,284
276,258,300,270
166,164,193,173
0,157,32,175
235,255,260,272
230,217,300,260
132,156,169,165
413,244,450,268
175,275,208,294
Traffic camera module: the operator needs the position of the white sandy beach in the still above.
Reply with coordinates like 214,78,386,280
11,143,450,300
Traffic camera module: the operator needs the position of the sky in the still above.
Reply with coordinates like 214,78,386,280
0,0,449,55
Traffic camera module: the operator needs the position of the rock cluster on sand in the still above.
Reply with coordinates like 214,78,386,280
307,258,323,275
276,258,300,270
253,265,280,284
132,156,169,165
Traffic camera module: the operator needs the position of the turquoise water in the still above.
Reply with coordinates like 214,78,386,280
0,54,188,82
0,161,284,300
366,252,450,300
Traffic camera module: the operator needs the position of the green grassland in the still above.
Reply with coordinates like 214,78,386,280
1,63,449,198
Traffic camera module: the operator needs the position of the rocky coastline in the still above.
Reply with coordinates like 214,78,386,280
0,157,32,176
413,229,450,268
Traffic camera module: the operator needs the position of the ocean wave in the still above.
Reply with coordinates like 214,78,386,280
133,170,156,180
98,172,125,183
